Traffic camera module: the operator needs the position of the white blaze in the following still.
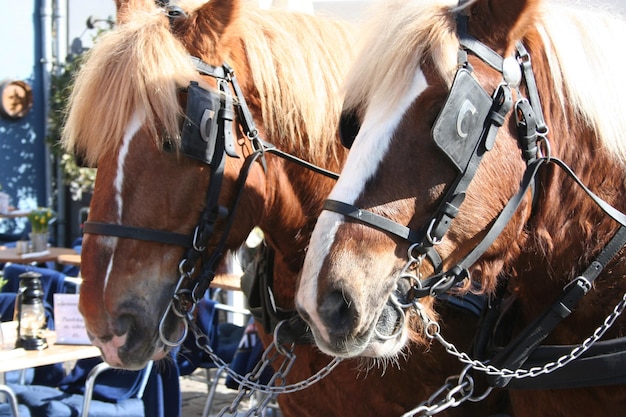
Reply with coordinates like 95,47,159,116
297,70,430,342
102,109,146,292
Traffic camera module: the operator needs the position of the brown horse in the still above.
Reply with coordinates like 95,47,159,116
62,0,507,415
298,0,626,415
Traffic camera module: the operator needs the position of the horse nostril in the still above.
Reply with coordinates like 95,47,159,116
114,313,135,336
318,290,357,338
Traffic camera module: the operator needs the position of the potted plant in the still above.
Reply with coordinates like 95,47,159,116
27,208,54,252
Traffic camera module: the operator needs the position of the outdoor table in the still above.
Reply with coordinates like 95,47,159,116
0,321,100,374
0,247,78,265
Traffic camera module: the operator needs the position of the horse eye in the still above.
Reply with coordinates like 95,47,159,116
161,131,176,153
163,140,174,153
74,149,96,168
339,110,360,149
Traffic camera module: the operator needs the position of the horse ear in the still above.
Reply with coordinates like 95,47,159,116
466,0,542,52
193,0,242,39
115,0,155,25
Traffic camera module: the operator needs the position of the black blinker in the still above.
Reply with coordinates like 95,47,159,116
180,81,221,165
338,109,360,149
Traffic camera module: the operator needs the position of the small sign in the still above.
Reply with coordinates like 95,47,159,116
53,293,91,345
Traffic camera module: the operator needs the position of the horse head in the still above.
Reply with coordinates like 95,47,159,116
63,0,351,369
297,0,626,370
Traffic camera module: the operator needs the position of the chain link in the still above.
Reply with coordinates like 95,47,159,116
401,365,479,417
421,292,626,380
186,315,342,416
401,291,626,416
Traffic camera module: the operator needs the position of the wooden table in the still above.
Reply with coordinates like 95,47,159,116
0,247,78,265
211,274,242,291
57,253,81,267
0,321,100,374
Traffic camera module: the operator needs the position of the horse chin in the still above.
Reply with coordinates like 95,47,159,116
312,297,409,359
363,299,409,358
87,315,183,369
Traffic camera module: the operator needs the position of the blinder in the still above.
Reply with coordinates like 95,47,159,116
338,109,360,149
432,68,493,172
180,80,238,165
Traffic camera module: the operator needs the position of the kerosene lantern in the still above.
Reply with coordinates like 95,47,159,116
14,271,48,350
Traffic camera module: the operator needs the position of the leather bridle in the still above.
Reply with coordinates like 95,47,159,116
325,11,626,389
82,40,339,347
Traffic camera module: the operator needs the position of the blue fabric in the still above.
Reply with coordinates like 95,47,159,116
225,318,272,390
60,240,82,278
216,322,246,363
142,359,181,417
0,292,17,322
59,358,145,402
0,402,31,417
8,355,180,417
9,384,144,417
176,295,220,376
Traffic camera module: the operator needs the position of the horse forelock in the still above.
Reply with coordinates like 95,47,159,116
63,3,353,169
61,7,201,166
342,0,459,119
538,3,626,168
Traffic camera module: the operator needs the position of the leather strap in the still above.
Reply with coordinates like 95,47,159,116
506,337,626,389
489,225,626,387
324,199,422,243
83,221,192,247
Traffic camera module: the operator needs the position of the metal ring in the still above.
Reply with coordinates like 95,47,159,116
272,320,296,356
178,259,195,277
375,299,407,340
192,226,207,252
158,302,188,347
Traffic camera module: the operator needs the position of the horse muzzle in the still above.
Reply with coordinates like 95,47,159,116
304,291,409,359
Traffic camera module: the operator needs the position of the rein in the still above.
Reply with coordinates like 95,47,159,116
326,7,626,408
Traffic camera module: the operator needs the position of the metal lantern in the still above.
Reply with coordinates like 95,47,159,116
14,271,48,350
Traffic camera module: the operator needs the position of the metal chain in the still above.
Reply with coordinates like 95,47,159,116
401,363,491,417
417,292,626,379
400,292,626,417
186,315,342,416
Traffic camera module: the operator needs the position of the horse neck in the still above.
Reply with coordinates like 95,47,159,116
258,157,340,308
508,74,626,339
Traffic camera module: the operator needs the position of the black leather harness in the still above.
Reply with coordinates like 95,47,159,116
327,11,626,390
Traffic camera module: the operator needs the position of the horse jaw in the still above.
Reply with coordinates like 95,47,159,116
78,235,186,369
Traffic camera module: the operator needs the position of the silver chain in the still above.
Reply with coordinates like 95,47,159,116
187,316,342,416
401,293,626,416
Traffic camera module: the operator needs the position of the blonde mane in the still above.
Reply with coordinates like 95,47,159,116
342,0,626,166
341,0,459,121
539,3,626,165
237,7,355,163
62,7,197,166
62,2,355,167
